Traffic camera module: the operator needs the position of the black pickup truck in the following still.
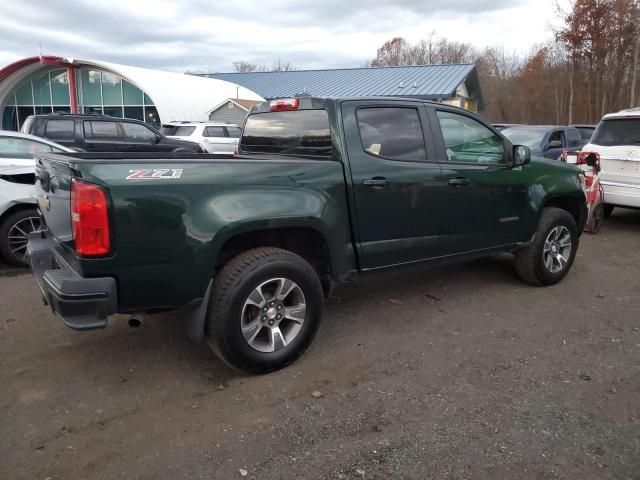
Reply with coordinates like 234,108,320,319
28,97,587,373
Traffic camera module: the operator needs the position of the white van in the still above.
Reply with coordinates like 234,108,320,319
582,108,640,215
160,122,241,155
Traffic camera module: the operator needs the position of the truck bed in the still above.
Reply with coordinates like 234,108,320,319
33,151,356,314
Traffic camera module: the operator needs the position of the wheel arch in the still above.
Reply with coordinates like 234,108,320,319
215,223,334,297
542,194,588,234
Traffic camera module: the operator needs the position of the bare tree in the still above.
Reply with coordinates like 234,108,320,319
233,61,258,73
233,59,296,72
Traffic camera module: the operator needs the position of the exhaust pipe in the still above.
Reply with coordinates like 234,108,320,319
127,315,144,328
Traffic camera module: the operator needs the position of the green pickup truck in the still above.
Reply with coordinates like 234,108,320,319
28,97,587,373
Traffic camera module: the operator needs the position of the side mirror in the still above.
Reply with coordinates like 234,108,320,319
548,140,563,149
155,134,162,144
512,145,531,167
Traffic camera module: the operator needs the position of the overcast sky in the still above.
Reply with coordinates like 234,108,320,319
0,0,557,73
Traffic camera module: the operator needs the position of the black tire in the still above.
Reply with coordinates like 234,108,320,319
206,247,324,374
588,203,604,234
514,207,579,286
0,208,42,267
603,204,615,218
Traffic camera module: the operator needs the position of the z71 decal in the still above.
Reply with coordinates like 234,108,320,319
126,169,183,180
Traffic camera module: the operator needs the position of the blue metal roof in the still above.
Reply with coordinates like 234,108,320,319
201,64,479,102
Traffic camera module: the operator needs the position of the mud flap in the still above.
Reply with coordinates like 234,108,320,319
184,280,212,343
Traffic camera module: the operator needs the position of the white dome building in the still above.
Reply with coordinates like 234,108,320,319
0,56,263,131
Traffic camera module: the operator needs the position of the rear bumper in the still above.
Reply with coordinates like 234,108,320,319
601,180,640,208
27,231,117,330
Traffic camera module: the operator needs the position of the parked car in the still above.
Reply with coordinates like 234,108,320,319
0,131,73,266
501,125,583,160
160,121,241,155
28,97,586,373
493,123,522,131
581,108,640,216
21,113,204,153
570,124,597,145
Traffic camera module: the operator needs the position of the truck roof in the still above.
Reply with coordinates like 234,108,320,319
248,96,449,115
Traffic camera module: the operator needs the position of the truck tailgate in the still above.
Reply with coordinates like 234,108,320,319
35,156,74,247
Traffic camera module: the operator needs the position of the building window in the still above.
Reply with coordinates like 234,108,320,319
0,67,159,131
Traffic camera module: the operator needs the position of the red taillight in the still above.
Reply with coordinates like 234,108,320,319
270,98,299,111
71,179,110,256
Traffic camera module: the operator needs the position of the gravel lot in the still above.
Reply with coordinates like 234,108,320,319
1,210,639,480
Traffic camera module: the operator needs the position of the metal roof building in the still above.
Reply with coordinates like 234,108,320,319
202,64,483,111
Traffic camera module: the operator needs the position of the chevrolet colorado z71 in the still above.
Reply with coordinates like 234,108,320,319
28,97,587,373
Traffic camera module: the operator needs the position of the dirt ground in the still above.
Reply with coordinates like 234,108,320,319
1,210,639,480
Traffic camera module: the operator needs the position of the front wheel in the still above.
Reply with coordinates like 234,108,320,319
514,207,579,286
205,247,324,374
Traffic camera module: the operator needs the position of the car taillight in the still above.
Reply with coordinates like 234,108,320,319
270,98,299,111
71,179,110,256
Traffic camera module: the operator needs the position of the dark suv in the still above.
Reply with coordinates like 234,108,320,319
21,114,203,153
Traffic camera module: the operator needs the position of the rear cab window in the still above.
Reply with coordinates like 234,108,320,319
241,110,332,158
592,118,640,146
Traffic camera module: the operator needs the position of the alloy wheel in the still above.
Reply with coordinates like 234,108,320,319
543,225,572,273
7,215,41,263
240,277,307,353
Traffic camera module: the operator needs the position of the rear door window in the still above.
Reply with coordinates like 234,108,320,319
122,122,156,142
592,119,640,146
45,119,75,140
173,126,196,136
203,126,226,137
84,121,119,139
225,126,242,138
356,107,427,161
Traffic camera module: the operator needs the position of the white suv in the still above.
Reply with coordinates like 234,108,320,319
582,108,640,215
160,122,241,155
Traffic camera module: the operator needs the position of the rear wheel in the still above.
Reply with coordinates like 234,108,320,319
0,208,42,267
588,203,604,234
515,207,579,286
206,247,324,374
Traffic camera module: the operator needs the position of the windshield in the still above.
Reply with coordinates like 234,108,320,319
591,118,640,146
241,110,332,158
501,128,546,149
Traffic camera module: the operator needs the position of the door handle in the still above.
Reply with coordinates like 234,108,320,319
363,177,389,188
448,177,470,186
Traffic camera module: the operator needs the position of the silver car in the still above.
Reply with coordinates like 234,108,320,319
0,131,73,266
